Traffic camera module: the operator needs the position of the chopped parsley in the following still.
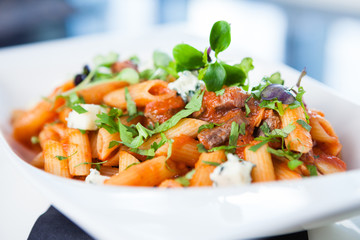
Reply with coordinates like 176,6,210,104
202,161,221,167
75,160,108,171
175,169,196,187
306,165,318,176
31,136,40,144
198,123,223,133
125,162,140,170
54,151,78,161
296,119,311,132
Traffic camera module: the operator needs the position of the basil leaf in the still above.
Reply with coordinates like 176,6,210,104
71,104,88,114
221,63,246,86
210,21,231,57
245,103,251,116
198,123,222,133
267,72,284,85
125,87,137,116
208,145,237,152
115,68,139,85
288,160,303,170
197,144,208,153
202,62,226,92
130,148,155,157
93,52,118,67
306,164,318,176
153,50,172,68
175,169,196,187
215,89,225,96
31,136,39,144
55,151,78,161
202,161,220,167
109,140,121,149
75,160,108,171
229,122,240,147
235,57,254,78
239,122,246,135
154,90,204,133
173,43,204,70
125,162,140,170
248,140,270,152
296,119,311,132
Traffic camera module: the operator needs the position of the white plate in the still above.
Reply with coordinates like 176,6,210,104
1,29,360,240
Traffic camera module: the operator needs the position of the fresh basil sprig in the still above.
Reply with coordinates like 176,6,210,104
172,20,254,92
210,21,231,57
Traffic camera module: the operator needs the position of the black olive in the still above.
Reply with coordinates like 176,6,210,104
74,74,86,86
83,65,90,76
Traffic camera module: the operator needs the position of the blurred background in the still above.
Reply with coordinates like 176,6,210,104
1,0,360,99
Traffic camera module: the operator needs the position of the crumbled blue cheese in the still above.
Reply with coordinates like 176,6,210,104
210,153,255,187
85,169,109,185
66,104,106,131
168,70,204,102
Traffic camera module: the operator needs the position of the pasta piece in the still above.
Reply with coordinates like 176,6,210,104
103,80,176,109
31,152,44,169
13,100,57,145
99,166,119,177
97,128,120,160
118,151,140,172
309,111,342,156
88,131,99,159
77,81,129,104
58,107,72,125
190,150,226,187
66,129,92,176
38,123,67,149
158,179,183,188
140,118,207,150
43,140,71,178
155,135,200,167
13,81,74,145
105,156,180,186
281,106,313,153
244,142,275,182
313,148,346,174
273,159,302,180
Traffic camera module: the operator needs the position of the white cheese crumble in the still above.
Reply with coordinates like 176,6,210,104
66,104,106,131
210,153,255,187
85,169,109,185
168,70,204,102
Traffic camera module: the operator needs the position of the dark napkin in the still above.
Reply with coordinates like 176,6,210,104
29,206,308,240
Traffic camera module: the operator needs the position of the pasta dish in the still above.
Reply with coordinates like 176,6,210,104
11,21,345,188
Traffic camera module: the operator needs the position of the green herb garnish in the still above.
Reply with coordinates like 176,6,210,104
55,151,78,161
296,119,311,131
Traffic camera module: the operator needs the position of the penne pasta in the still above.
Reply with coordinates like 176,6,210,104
105,156,181,186
66,129,92,176
309,111,342,156
103,80,176,109
118,151,140,172
78,81,129,104
155,135,200,167
273,159,302,180
38,123,67,149
158,179,183,188
244,142,275,182
97,128,120,160
140,118,207,150
43,140,71,178
31,152,45,169
190,150,226,187
281,105,313,153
